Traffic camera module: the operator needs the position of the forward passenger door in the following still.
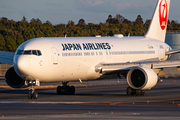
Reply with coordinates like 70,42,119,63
51,47,58,65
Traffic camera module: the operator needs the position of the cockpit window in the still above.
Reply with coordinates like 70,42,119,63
16,50,23,55
15,50,42,56
37,50,42,56
23,50,32,55
32,50,37,55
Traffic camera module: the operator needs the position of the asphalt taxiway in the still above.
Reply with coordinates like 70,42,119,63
0,78,180,120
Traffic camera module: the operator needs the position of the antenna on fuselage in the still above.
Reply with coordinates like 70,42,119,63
128,33,130,37
64,33,67,38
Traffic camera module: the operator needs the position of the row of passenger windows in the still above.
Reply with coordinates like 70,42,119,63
62,53,82,56
15,50,42,56
61,51,155,57
110,51,155,55
62,52,104,57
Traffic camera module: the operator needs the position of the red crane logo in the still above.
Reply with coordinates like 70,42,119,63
159,0,168,30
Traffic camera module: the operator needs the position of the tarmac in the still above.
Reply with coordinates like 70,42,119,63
0,77,180,120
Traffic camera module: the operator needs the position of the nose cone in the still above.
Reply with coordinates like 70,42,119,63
15,56,30,74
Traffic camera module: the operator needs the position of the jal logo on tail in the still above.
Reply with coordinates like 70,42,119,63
159,0,168,30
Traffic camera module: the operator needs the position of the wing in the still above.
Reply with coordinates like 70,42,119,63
0,51,15,65
166,49,180,55
95,60,180,76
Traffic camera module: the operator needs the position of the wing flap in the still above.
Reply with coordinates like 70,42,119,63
0,51,14,65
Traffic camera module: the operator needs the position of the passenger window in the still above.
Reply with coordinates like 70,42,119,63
16,50,23,55
32,50,37,55
37,50,42,56
24,50,32,55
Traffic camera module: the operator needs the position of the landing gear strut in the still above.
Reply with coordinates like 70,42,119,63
28,80,38,99
126,86,145,96
57,82,75,95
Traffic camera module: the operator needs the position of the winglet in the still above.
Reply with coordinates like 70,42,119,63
144,0,171,42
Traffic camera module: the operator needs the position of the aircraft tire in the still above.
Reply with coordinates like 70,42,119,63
135,89,141,96
57,86,62,95
70,86,75,95
33,92,38,99
57,86,75,95
140,90,145,96
127,87,132,96
28,91,32,99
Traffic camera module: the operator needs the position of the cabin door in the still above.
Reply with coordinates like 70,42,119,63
51,47,58,65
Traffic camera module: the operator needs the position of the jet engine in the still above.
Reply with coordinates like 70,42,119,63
127,67,158,90
5,67,28,88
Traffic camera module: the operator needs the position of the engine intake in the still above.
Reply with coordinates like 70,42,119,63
127,67,158,90
5,67,27,88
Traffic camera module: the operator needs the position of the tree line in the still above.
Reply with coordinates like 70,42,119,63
0,14,180,52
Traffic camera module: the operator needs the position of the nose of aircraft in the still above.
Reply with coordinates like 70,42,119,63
15,56,30,74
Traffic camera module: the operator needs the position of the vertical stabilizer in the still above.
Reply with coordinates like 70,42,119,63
144,0,171,42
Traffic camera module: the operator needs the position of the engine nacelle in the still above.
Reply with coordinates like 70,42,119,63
127,67,158,90
5,67,28,88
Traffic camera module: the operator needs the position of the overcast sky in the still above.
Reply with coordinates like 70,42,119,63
0,0,180,25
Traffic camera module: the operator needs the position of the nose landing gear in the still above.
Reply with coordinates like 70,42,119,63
28,80,39,99
28,86,38,99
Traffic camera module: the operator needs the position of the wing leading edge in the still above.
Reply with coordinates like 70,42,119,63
95,60,180,76
0,51,14,65
166,49,180,55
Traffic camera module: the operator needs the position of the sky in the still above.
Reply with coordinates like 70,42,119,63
0,0,180,25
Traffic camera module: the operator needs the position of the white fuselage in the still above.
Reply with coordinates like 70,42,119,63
13,36,170,82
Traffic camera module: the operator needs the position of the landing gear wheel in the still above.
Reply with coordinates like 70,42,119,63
33,92,38,99
28,91,32,99
135,89,141,96
127,87,136,96
61,86,68,95
140,90,145,96
70,86,75,95
57,83,75,95
57,86,62,95
66,86,71,95
135,89,145,96
127,87,132,96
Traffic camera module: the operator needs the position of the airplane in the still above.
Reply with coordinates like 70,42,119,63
1,0,180,99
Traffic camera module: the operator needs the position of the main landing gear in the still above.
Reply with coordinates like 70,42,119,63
57,82,75,95
28,80,38,99
126,87,145,96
